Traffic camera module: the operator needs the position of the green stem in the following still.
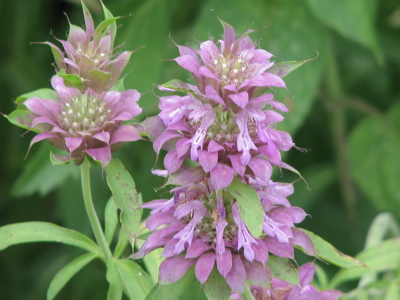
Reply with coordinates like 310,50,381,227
81,158,112,262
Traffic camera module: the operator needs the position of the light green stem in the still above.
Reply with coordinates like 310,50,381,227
81,158,112,262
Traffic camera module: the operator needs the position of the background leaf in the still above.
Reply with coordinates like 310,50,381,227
267,256,299,286
348,101,400,218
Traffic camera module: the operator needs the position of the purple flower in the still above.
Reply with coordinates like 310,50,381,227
44,2,132,93
229,263,342,300
132,175,312,294
23,75,142,166
148,19,296,189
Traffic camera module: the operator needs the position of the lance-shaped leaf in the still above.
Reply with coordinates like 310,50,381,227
104,197,119,245
47,252,99,300
0,221,101,255
105,158,142,246
226,177,263,238
298,228,365,268
159,79,195,94
268,255,299,286
267,58,314,78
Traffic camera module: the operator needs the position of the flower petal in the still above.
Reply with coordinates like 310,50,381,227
195,252,216,284
159,256,196,284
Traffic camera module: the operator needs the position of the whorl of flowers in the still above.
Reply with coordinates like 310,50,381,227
151,19,295,190
132,172,315,293
44,2,132,93
22,75,142,166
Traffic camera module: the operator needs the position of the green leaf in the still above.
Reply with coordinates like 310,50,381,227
5,109,36,131
363,213,400,249
304,0,382,63
385,280,400,300
329,238,400,289
226,177,263,238
203,267,231,300
267,59,313,79
47,252,99,300
12,143,78,197
106,258,124,300
88,69,112,93
94,17,120,44
0,221,101,255
267,256,299,285
159,79,195,94
14,88,58,104
57,70,84,90
192,0,325,134
105,158,142,246
105,197,119,245
146,266,197,300
114,227,129,259
348,101,400,218
116,259,154,300
299,228,365,268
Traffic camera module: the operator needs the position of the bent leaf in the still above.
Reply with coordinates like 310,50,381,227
299,228,365,268
329,238,400,289
0,221,100,255
159,79,195,93
226,177,263,238
267,59,313,78
116,259,154,300
204,267,232,300
15,88,58,104
47,252,99,300
105,158,142,247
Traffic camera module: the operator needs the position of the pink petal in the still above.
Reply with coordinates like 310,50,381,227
159,256,196,284
195,252,216,284
164,150,184,173
110,125,141,145
210,163,234,189
65,137,84,153
198,150,218,173
226,255,246,293
84,146,111,166
228,92,249,109
216,248,233,278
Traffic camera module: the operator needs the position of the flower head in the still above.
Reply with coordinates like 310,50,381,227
44,2,132,93
23,75,142,166
149,20,295,189
133,173,313,294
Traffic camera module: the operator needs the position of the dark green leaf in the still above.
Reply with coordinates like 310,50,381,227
299,228,365,268
304,0,382,62
348,101,400,218
0,221,101,255
12,143,78,197
105,158,142,246
117,259,154,300
114,227,129,259
203,267,231,300
226,177,263,238
47,252,99,300
267,255,299,285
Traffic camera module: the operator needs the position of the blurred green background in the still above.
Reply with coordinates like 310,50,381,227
1,0,399,298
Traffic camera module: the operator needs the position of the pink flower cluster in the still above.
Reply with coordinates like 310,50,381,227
14,3,142,166
135,19,340,298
